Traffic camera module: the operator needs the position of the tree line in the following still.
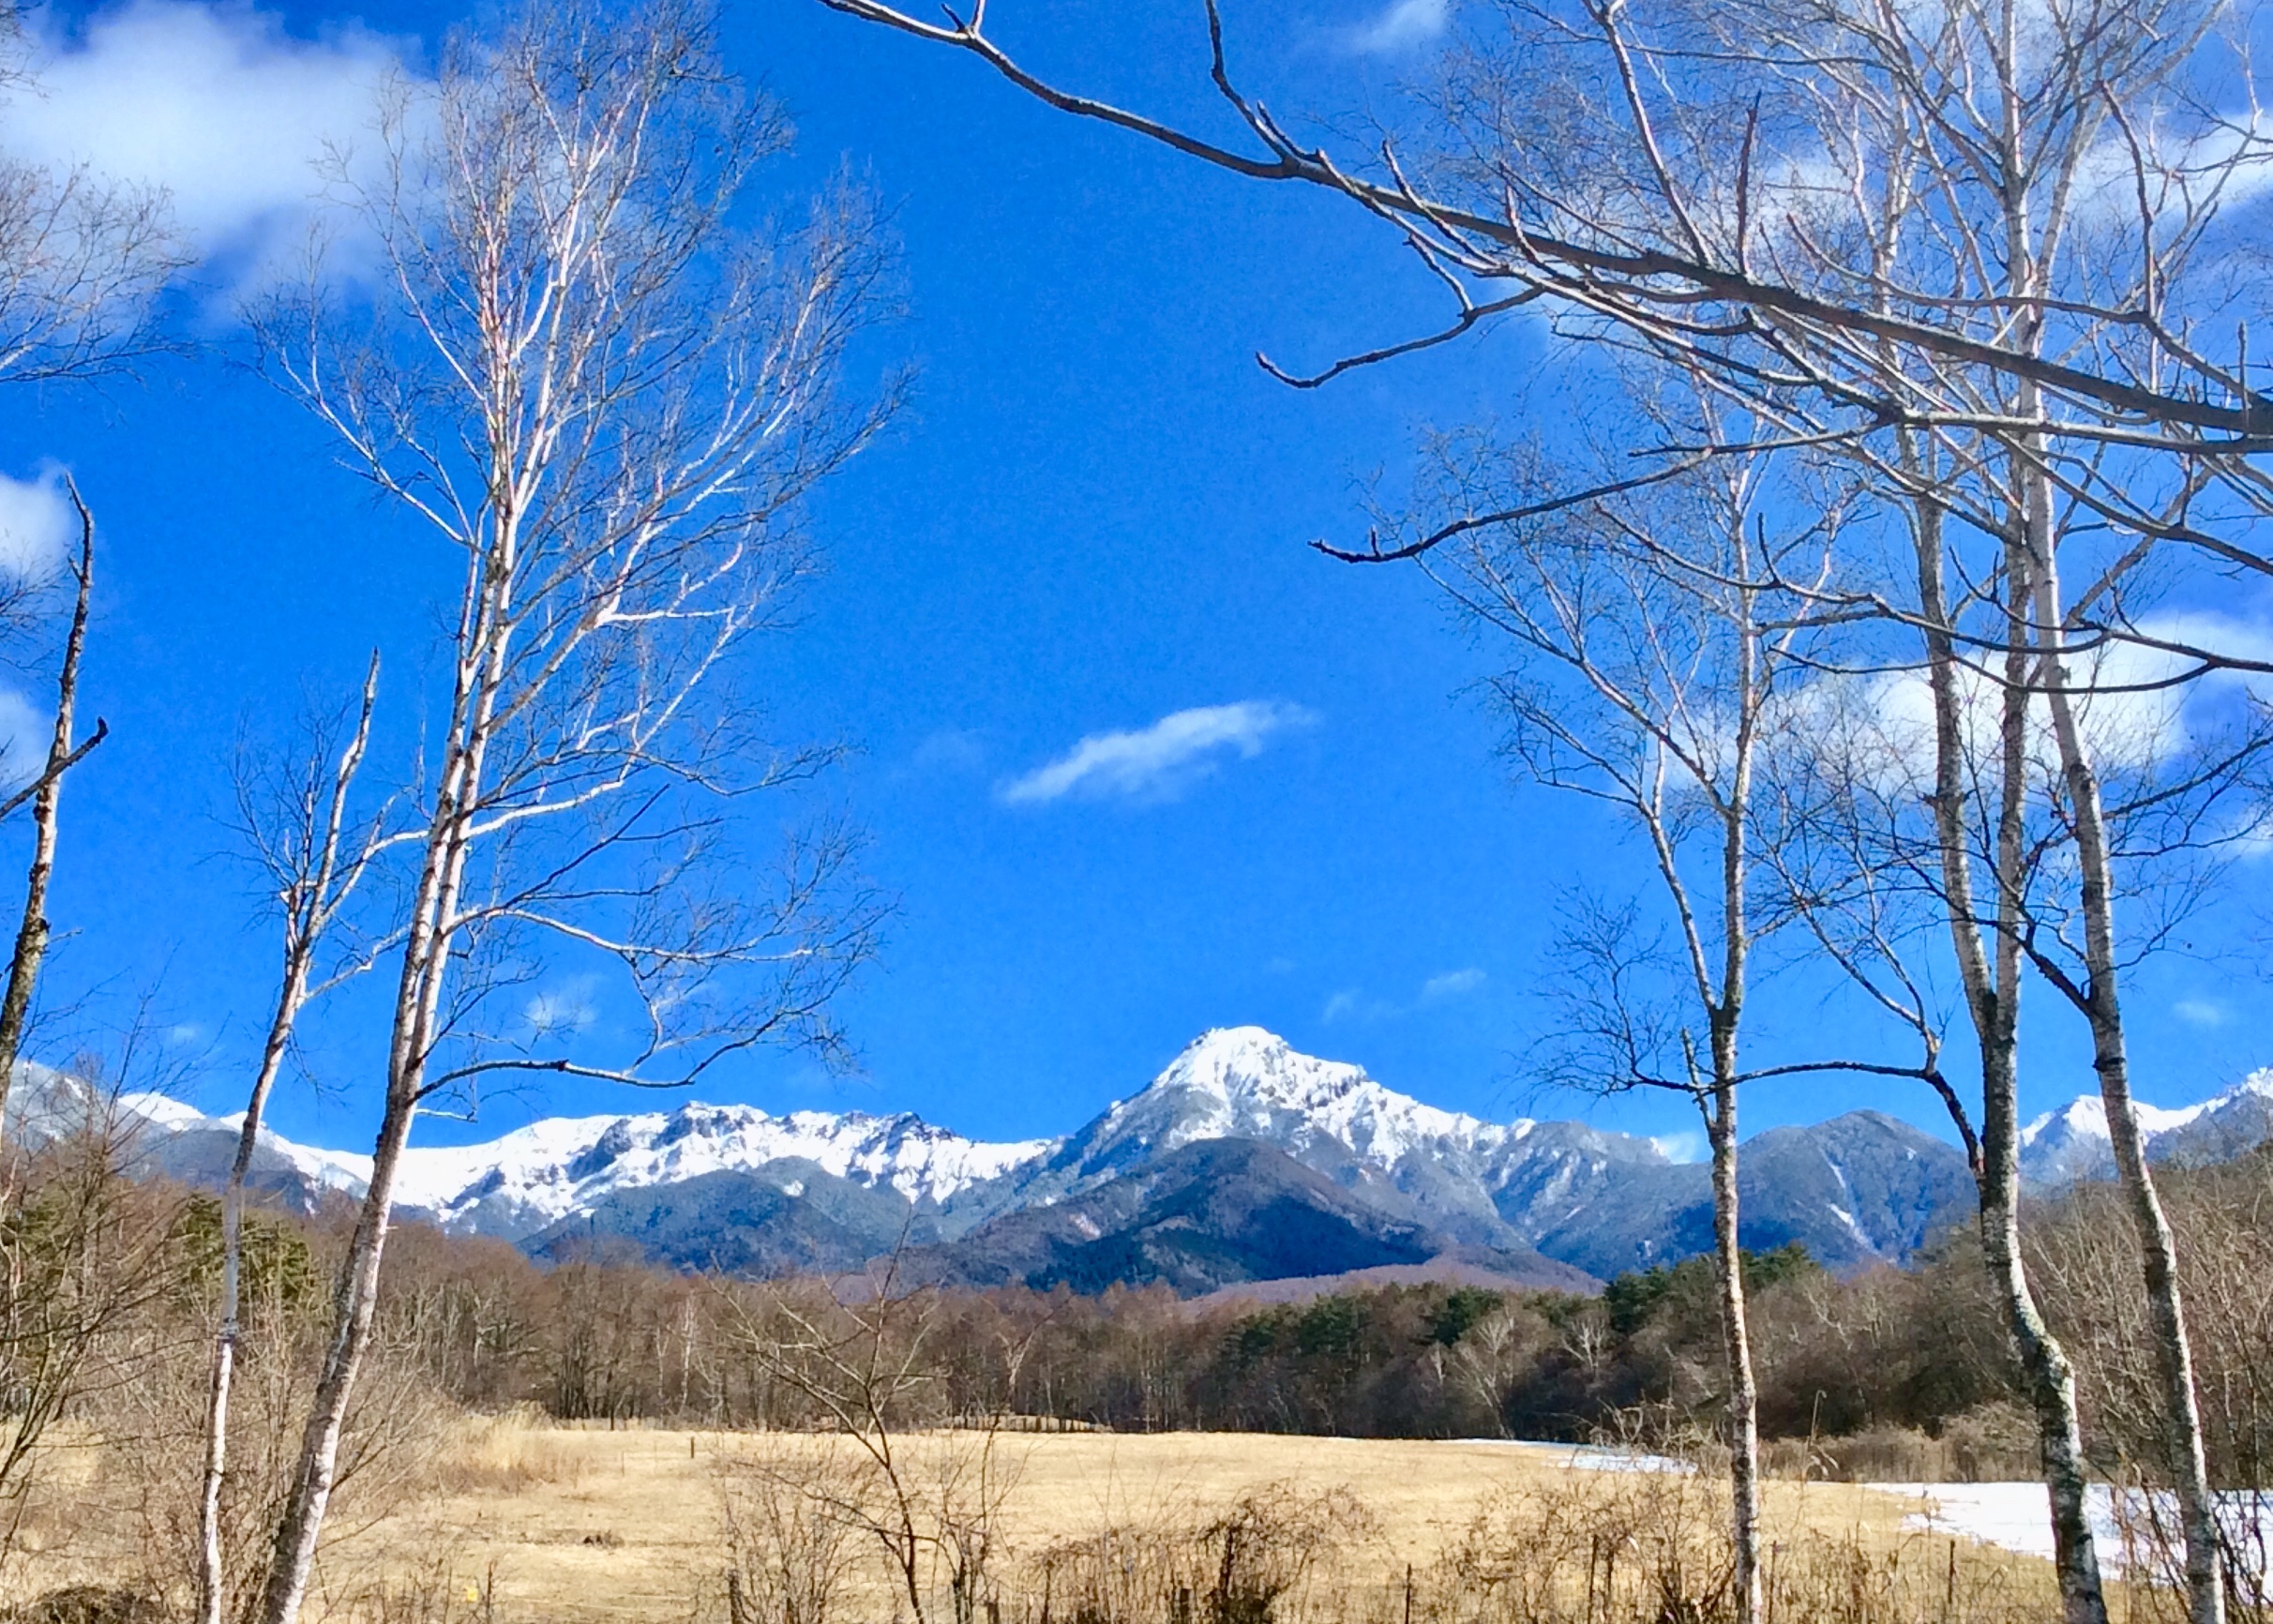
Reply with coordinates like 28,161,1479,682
22,1118,2273,1475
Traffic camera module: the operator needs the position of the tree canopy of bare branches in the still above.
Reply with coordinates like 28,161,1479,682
246,3,900,1616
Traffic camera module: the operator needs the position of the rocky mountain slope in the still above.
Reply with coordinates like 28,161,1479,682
57,1028,2272,1295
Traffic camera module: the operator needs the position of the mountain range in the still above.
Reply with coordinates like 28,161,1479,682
26,1026,2272,1297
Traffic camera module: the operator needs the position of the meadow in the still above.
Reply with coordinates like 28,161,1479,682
5,1421,2084,1624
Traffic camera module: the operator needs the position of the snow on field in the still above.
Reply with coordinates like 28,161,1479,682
1872,1482,2273,1583
1453,1439,1696,1474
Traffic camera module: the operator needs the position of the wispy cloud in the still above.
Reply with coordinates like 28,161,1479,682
524,981,598,1039
0,471,84,789
1327,968,1488,1023
1652,1130,1706,1165
911,727,987,774
0,688,51,789
1347,0,1450,53
1421,967,1486,1001
1001,700,1315,805
2175,998,2228,1029
0,468,78,580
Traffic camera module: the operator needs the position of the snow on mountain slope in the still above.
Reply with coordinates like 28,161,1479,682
114,1092,379,1195
1043,1028,1666,1248
84,1030,2273,1279
401,1102,1052,1238
1085,1025,1535,1165
111,1091,1053,1241
2021,1069,2273,1185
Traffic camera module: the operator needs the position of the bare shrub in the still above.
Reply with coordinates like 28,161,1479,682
1761,1406,2040,1485
1437,1473,1733,1624
1023,1483,1377,1624
0,1095,182,1567
1427,1470,2058,1624
719,1439,862,1624
97,1292,454,1620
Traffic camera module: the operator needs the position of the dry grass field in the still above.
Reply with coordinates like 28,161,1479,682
291,1423,2062,1620
4,1419,2083,1622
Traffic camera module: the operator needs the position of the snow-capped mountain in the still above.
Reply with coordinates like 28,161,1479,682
1024,1026,1669,1248
1072,1025,1531,1167
108,1090,1051,1241
2021,1070,2273,1186
68,1026,2271,1292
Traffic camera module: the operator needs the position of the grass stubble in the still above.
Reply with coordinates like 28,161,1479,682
0,1419,2154,1623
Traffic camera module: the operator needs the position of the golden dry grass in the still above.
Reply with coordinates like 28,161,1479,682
339,1424,2055,1622
1,1419,2076,1622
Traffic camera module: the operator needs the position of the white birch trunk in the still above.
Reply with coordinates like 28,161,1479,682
2020,455,2224,1624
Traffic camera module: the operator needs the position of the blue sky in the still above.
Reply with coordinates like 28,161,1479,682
0,0,2266,1158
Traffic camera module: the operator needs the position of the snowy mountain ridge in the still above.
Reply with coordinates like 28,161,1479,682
1089,1025,1536,1165
60,1027,2273,1282
2019,1069,2273,1186
112,1090,1054,1241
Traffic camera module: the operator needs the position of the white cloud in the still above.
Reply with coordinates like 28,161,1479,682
911,727,986,774
1421,967,1486,1001
2174,998,2227,1028
1327,968,1485,1023
0,468,76,580
524,982,598,1038
1772,609,2273,802
1651,1130,1707,1165
3,2,406,261
1347,0,1450,53
0,687,49,788
1000,700,1316,805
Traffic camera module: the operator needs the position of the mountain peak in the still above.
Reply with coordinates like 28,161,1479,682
1096,1027,1534,1170
1153,1026,1370,1112
2020,1068,2273,1184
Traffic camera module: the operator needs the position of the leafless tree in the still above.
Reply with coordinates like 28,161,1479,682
805,8,2273,1619
1761,468,2115,1620
0,11,181,389
0,483,110,1141
730,1262,1026,1624
1444,1302,1546,1436
1437,398,1919,1624
0,1031,191,1566
246,2,897,1616
196,659,392,1624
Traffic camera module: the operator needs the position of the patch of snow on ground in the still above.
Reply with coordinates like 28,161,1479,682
1452,1439,1695,1474
1873,1482,2273,1584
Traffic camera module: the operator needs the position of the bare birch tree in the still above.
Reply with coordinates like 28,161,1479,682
0,483,109,1131
806,7,2273,1619
248,3,896,1616
1435,403,1918,1624
1764,473,2115,1620
196,660,391,1624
